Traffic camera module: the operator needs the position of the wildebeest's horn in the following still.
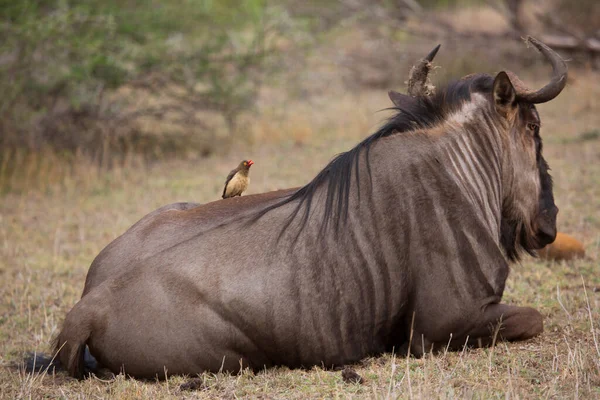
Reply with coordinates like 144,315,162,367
505,36,568,104
407,44,441,97
425,44,441,62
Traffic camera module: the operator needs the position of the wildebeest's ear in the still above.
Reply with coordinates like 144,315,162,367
388,90,417,109
493,71,517,116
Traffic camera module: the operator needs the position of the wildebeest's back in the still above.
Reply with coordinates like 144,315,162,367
83,189,297,295
83,202,200,295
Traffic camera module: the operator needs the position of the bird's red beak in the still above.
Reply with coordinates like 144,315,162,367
247,160,254,166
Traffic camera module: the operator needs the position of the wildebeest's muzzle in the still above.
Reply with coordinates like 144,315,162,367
535,205,559,248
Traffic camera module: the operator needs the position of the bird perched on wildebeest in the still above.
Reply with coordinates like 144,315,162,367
222,159,253,199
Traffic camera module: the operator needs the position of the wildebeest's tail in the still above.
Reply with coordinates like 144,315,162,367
23,346,98,378
24,298,100,379
24,351,61,375
26,288,108,379
52,299,99,379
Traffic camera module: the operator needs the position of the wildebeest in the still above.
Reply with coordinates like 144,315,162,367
27,37,566,380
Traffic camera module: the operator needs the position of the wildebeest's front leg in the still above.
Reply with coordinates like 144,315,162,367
408,303,543,356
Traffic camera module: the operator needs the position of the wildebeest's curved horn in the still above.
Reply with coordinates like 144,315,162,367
505,36,568,104
407,44,441,97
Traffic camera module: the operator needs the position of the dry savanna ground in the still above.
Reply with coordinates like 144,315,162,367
1,60,599,398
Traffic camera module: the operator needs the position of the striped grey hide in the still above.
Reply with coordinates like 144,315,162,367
28,37,567,380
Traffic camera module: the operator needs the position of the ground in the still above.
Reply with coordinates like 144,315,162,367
0,61,599,399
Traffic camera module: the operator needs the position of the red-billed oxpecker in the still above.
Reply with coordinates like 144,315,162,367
222,160,253,199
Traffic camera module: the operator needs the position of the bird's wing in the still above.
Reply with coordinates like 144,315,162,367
222,169,239,198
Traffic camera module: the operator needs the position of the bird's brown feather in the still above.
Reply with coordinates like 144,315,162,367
222,168,241,198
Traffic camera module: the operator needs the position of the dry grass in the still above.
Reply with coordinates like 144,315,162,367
1,61,599,400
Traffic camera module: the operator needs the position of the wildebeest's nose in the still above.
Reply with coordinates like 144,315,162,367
536,206,559,247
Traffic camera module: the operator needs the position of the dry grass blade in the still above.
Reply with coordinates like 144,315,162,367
580,275,600,359
17,344,65,399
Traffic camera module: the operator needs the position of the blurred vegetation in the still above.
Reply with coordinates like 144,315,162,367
0,0,595,194
552,0,600,37
0,0,300,165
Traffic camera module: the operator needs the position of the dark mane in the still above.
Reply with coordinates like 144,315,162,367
253,74,495,239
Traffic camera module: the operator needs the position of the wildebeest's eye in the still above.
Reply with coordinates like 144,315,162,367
527,123,539,131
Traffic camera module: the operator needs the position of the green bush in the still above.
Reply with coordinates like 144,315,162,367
0,0,298,158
